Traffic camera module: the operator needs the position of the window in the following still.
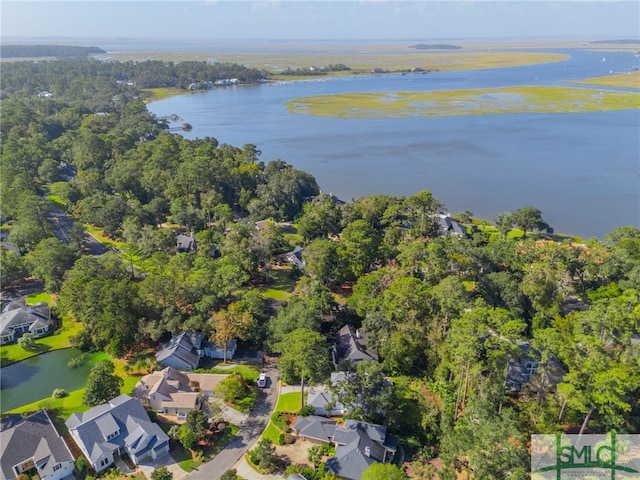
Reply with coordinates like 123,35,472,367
53,464,61,471
100,458,110,467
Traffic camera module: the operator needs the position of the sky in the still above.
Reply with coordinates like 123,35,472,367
1,1,639,41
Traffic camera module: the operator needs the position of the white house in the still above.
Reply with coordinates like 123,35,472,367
66,395,169,474
0,300,52,345
1,410,75,480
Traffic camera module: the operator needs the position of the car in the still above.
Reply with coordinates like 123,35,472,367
257,373,267,388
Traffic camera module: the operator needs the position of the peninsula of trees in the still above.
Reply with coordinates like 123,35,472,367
1,56,638,479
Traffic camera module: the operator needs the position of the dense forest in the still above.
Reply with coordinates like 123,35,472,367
1,57,639,479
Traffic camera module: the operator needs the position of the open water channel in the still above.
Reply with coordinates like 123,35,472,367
149,48,640,239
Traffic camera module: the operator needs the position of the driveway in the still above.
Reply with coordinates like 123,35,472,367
184,360,280,480
138,453,187,480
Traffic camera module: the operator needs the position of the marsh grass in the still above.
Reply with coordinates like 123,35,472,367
207,51,568,73
288,85,640,118
573,71,640,89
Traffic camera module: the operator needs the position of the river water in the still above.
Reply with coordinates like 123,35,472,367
148,48,640,239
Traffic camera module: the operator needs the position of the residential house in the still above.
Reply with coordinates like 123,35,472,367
307,372,349,417
66,395,169,474
133,367,226,420
332,325,378,369
0,300,52,345
292,416,338,444
155,332,237,371
437,214,467,238
1,410,74,480
286,246,305,270
155,332,203,370
293,417,398,480
505,341,565,393
176,232,196,253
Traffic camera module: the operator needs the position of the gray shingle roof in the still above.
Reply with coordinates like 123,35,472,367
65,394,169,466
325,420,397,480
0,304,50,337
1,410,74,480
155,332,202,370
333,325,378,366
293,416,337,443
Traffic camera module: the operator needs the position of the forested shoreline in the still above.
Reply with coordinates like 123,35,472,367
1,57,639,479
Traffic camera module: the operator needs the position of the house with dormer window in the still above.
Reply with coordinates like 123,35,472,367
66,395,169,473
0,300,53,345
0,410,74,480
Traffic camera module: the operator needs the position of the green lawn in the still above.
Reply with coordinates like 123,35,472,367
259,392,303,444
26,292,54,305
260,267,296,301
276,391,303,413
261,420,283,444
84,225,127,249
46,195,67,208
0,321,82,366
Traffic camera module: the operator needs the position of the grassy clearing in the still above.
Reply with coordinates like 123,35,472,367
0,321,82,365
46,195,67,208
574,71,640,89
85,225,127,249
141,87,188,102
276,391,303,413
260,266,296,301
26,291,54,305
260,392,303,444
288,85,640,119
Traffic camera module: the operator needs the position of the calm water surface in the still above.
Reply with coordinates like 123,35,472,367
0,348,93,412
149,48,640,238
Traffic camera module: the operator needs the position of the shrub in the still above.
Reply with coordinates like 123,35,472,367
217,373,250,403
68,352,88,368
150,465,173,480
220,469,239,480
17,333,35,349
249,438,276,473
278,432,285,445
75,456,90,480
52,388,67,398
299,405,315,416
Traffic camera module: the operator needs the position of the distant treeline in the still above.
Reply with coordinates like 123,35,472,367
409,44,462,50
1,45,106,58
590,39,640,44
0,57,267,100
280,64,351,76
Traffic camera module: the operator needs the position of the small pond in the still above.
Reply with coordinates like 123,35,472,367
0,348,94,413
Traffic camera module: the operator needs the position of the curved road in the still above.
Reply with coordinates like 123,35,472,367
185,360,280,480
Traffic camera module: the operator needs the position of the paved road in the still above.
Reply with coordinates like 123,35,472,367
185,360,280,480
46,204,108,256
